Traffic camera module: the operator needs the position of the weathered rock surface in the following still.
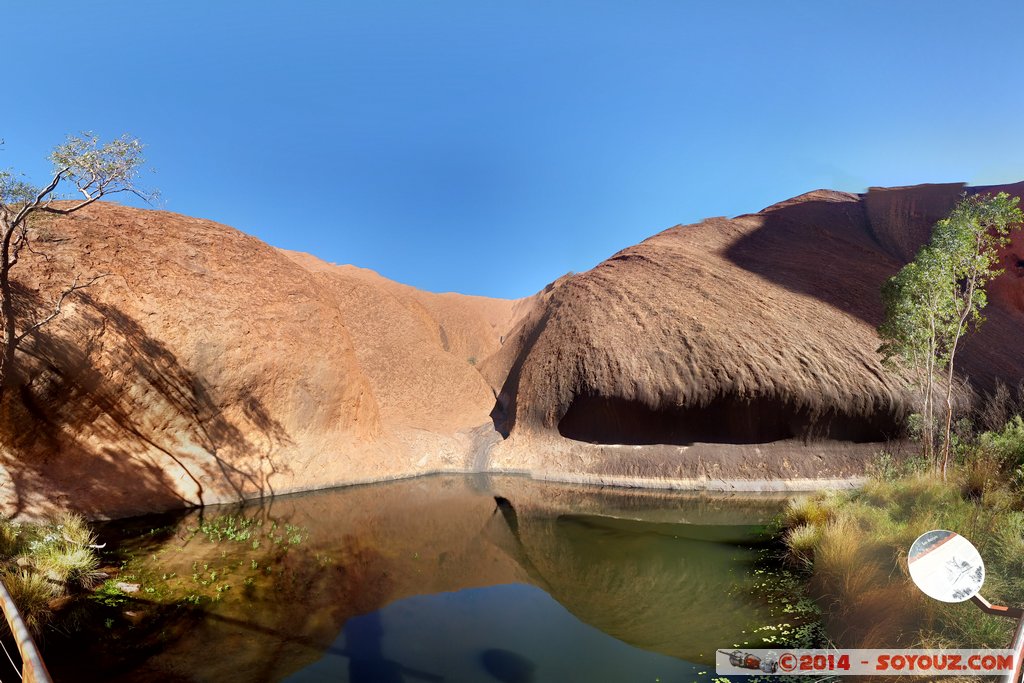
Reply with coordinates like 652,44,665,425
484,181,1024,484
2,182,1022,519
0,205,530,519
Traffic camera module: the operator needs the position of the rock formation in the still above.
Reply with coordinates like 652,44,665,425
486,182,1024,485
0,205,525,518
1,182,1022,518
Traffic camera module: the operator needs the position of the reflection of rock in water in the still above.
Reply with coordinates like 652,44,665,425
53,475,784,681
494,496,519,535
510,511,773,661
60,477,528,682
480,648,536,683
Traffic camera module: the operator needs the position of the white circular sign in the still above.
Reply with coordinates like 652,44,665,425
908,529,985,603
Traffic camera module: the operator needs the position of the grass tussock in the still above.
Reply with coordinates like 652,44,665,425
782,493,840,529
783,523,820,567
0,512,104,636
782,416,1024,654
1,571,54,633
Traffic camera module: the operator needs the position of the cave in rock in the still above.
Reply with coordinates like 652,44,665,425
556,394,899,445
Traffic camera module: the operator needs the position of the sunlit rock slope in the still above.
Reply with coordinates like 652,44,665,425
3,181,1022,517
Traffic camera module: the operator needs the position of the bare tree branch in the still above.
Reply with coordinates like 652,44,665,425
9,225,29,267
14,273,110,346
0,133,153,396
10,168,68,229
33,185,150,216
34,193,101,216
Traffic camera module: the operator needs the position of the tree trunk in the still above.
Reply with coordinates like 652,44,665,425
942,379,954,480
0,261,15,404
941,264,980,480
929,337,937,462
941,314,970,480
924,319,937,469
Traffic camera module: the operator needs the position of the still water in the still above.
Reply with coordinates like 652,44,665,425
53,475,790,682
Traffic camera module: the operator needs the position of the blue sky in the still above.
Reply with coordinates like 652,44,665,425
3,1,1023,298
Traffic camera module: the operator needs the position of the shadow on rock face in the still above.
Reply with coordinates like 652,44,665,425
0,285,292,518
725,183,1024,394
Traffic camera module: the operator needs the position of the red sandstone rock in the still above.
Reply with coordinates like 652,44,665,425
1,182,1021,519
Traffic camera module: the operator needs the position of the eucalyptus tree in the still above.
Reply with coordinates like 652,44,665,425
879,192,1022,478
878,246,946,462
0,133,153,396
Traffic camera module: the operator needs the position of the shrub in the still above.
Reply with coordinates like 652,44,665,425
35,544,103,590
779,448,1024,652
977,380,1024,433
980,415,1024,470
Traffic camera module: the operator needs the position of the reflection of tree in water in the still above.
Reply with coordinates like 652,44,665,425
480,648,536,683
343,611,442,683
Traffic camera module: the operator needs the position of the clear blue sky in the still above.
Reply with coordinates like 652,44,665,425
3,1,1023,298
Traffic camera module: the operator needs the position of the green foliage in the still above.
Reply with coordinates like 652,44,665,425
1,571,54,633
0,170,37,207
196,515,258,543
782,425,1024,652
190,515,306,547
749,562,828,650
879,190,1023,367
741,547,832,682
980,415,1024,470
878,192,1023,470
878,246,949,369
0,512,105,635
90,580,130,608
904,413,925,441
49,132,152,201
866,450,930,481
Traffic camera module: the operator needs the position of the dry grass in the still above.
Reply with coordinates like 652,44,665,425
960,451,1002,500
781,450,1024,655
35,544,103,590
52,511,97,548
807,512,931,648
0,571,54,635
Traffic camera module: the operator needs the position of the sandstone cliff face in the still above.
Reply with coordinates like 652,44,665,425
0,205,527,519
484,183,1024,485
504,190,907,443
2,182,1022,519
